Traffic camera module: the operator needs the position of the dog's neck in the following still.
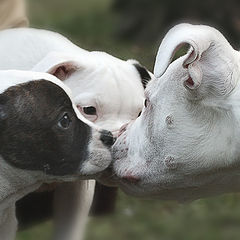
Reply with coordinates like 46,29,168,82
0,156,44,212
0,155,79,212
0,157,43,240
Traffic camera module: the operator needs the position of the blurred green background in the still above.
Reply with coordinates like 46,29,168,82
17,0,240,239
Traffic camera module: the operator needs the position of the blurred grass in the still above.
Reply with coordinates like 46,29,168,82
16,0,240,239
86,192,240,240
27,0,156,70
17,191,240,240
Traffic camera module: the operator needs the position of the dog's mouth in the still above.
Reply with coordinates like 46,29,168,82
95,165,119,187
120,173,141,184
96,161,143,188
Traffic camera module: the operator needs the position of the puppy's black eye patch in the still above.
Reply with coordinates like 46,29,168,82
83,106,97,115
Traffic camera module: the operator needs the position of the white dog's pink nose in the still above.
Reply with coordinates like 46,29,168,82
121,170,140,183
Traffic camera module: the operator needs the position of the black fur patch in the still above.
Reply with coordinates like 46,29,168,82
0,80,91,176
133,63,151,89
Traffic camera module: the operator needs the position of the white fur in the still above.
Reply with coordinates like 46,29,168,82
111,23,240,202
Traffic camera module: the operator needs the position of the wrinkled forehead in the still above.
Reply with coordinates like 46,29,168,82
72,63,145,105
98,71,145,112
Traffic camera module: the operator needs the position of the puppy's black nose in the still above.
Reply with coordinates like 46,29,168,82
100,130,115,147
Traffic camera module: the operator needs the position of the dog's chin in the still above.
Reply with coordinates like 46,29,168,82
79,148,112,176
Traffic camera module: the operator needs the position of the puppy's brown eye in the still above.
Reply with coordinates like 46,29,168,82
83,106,96,115
58,113,71,129
138,111,142,117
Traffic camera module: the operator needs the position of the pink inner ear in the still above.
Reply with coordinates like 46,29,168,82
76,104,82,112
185,77,194,87
183,49,198,68
52,66,68,81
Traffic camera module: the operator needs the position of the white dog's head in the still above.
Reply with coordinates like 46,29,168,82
32,51,153,134
110,24,240,201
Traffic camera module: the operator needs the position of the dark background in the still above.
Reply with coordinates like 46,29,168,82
16,0,240,239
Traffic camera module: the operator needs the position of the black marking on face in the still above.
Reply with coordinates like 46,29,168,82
100,130,115,148
0,80,91,176
133,63,151,89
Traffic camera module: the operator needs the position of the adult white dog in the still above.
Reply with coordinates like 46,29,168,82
0,28,153,239
109,23,240,202
0,69,113,240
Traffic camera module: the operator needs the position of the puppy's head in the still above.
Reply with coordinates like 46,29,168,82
111,24,240,201
0,70,112,179
32,51,154,135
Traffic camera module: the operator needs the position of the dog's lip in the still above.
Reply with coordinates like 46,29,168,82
118,169,141,184
121,175,140,184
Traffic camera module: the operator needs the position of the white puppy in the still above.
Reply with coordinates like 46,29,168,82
0,70,112,240
0,28,147,132
0,28,153,239
110,23,240,202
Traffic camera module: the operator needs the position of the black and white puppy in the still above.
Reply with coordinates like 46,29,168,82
0,70,112,240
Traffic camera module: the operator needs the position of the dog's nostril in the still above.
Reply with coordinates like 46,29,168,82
100,130,115,147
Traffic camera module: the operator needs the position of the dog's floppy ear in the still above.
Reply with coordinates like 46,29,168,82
154,23,239,96
32,52,89,81
127,59,152,89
